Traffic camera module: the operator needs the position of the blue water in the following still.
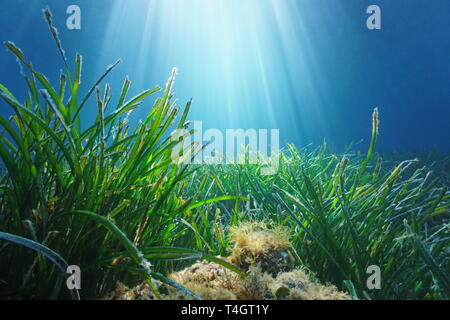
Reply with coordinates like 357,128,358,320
1,0,449,153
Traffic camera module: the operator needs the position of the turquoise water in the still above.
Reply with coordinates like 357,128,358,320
1,0,449,153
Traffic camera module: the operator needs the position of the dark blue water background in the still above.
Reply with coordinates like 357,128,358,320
0,0,449,154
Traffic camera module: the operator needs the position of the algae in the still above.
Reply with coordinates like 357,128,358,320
106,222,350,300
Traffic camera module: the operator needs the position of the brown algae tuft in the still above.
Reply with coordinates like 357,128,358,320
269,270,351,300
105,281,160,300
228,222,294,276
168,260,239,300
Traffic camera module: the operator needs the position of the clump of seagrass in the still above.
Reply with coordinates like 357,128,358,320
105,222,350,300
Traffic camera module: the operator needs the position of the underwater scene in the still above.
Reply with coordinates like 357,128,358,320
0,0,449,302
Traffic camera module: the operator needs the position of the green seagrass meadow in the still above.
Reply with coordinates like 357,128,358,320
0,9,448,300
